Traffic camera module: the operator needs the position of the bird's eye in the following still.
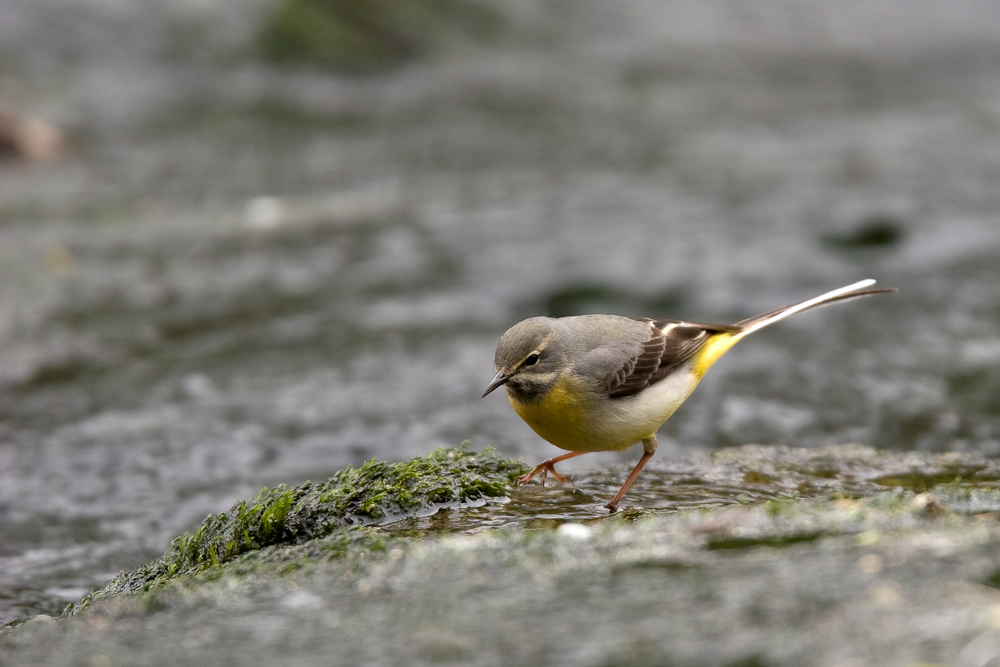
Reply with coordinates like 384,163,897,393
524,353,540,367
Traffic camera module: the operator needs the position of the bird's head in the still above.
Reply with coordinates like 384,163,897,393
482,317,563,402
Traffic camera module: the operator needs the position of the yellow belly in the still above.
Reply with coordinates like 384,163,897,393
508,370,700,453
508,377,594,451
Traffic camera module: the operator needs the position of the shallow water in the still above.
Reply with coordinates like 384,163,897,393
373,444,1000,537
3,0,1000,624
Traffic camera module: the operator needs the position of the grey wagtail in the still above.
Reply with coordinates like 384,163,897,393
482,279,897,511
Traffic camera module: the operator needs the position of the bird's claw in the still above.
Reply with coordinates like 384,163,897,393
517,460,571,487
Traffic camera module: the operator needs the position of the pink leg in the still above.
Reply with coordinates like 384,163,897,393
603,437,658,512
517,451,587,487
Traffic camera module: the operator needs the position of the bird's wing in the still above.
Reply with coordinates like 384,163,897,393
604,318,740,399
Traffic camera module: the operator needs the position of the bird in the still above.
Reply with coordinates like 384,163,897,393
482,279,897,511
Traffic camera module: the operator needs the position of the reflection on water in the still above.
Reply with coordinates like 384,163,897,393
3,0,1000,625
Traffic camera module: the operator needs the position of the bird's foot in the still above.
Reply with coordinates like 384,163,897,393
602,500,619,513
517,459,571,487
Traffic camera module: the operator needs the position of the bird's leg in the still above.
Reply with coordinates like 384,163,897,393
604,436,658,512
517,451,587,487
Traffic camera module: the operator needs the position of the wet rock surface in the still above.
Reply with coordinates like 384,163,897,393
6,445,1000,666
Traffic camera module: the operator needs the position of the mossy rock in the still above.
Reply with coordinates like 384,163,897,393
258,0,503,73
67,445,526,613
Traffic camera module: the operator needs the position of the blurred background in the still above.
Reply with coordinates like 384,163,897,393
2,0,1000,624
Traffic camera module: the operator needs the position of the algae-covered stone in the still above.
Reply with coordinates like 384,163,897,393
66,445,526,613
8,445,1000,665
55,443,1000,620
10,487,1000,666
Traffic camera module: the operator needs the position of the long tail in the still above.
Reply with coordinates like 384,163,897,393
690,279,896,377
733,278,897,340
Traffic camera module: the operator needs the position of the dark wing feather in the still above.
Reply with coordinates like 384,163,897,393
605,318,740,399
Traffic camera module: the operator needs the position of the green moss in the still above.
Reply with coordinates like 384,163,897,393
742,470,778,485
705,532,823,551
66,445,526,614
763,497,800,517
872,473,968,492
258,0,503,74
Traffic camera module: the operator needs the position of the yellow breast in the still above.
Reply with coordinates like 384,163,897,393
507,370,699,453
508,376,593,451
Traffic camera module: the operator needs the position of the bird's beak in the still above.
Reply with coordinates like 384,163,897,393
482,371,509,398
